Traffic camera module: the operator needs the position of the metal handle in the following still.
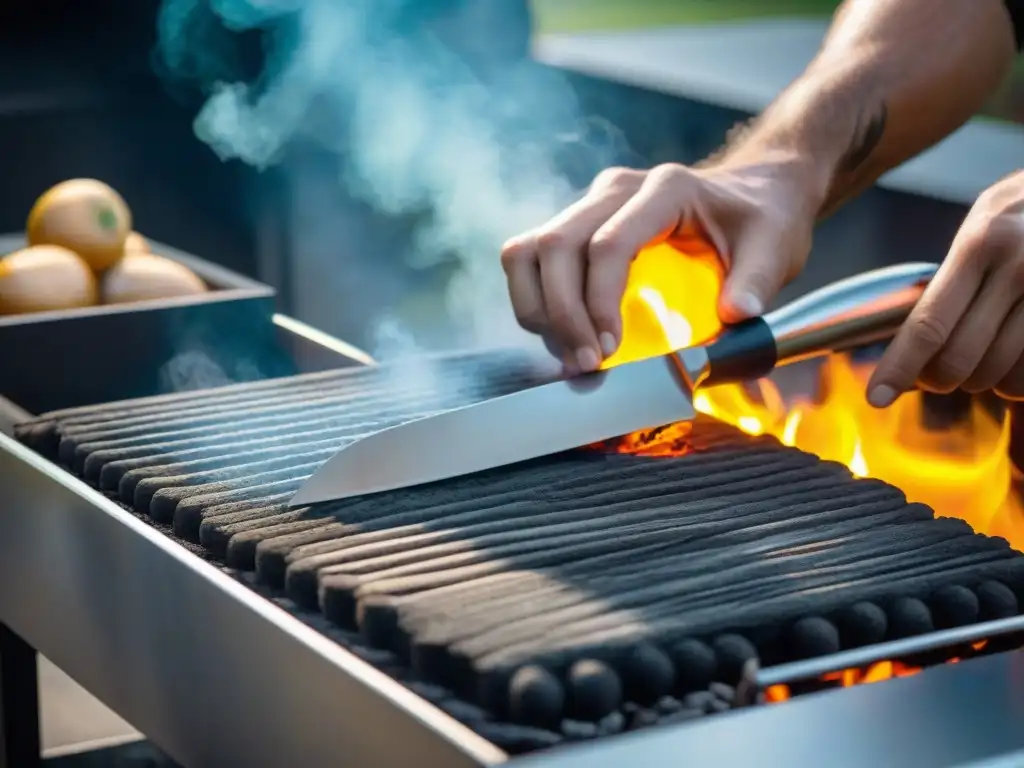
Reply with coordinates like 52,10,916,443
700,262,937,387
764,261,938,364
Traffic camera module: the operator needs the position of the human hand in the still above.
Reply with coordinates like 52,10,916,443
500,156,824,374
868,169,1024,406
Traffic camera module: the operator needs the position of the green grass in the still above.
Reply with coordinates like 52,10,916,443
532,0,841,34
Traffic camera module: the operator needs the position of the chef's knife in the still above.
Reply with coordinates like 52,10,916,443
291,262,937,506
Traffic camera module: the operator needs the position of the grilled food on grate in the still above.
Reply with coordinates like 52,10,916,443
15,350,1024,754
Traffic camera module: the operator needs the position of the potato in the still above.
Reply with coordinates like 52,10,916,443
0,245,98,315
27,179,132,272
102,252,207,305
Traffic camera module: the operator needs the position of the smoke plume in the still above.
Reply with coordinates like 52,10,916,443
155,0,632,353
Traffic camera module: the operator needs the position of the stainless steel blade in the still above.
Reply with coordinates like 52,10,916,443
289,353,698,506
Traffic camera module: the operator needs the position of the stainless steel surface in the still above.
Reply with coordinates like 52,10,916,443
0,433,504,768
757,613,1024,689
293,263,937,505
762,262,937,365
290,354,694,506
517,650,1024,768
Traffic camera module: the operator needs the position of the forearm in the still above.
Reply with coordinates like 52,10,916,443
720,0,1017,216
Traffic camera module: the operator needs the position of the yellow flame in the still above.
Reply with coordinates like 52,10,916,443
608,243,1024,551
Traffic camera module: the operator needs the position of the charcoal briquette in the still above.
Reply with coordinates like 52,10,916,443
358,596,402,651
626,707,660,731
654,695,683,715
708,682,736,704
565,659,622,722
670,639,717,692
930,585,980,629
835,601,888,647
560,719,600,740
682,690,717,714
787,616,841,659
888,597,934,639
618,643,675,705
976,580,1019,621
712,634,759,683
507,665,564,728
708,698,732,713
596,711,626,736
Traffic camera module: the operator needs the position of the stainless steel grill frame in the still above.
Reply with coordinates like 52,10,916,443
2,322,1024,767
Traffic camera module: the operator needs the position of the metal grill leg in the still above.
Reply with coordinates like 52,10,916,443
0,624,40,768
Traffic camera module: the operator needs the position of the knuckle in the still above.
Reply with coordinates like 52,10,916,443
930,350,976,387
543,297,575,330
587,298,618,328
587,230,626,263
646,162,693,189
907,312,950,350
982,216,1023,255
534,229,570,257
500,238,533,271
592,166,640,192
515,310,547,333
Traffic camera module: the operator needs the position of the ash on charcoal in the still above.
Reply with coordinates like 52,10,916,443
18,350,1024,751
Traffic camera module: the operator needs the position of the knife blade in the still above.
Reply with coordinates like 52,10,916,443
290,262,938,506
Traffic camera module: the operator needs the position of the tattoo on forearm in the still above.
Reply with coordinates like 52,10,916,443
821,101,888,216
838,102,888,173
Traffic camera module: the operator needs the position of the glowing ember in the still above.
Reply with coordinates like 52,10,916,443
602,243,1024,551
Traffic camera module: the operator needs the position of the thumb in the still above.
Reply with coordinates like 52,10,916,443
718,220,791,324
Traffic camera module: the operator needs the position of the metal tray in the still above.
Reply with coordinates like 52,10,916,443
0,233,285,414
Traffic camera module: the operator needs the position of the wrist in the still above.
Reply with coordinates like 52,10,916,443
710,63,888,217
713,140,835,220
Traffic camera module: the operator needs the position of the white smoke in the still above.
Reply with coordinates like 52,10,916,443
156,0,629,352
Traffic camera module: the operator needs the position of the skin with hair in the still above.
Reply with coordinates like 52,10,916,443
501,0,1024,406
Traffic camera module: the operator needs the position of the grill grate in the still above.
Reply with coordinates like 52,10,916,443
15,350,1024,753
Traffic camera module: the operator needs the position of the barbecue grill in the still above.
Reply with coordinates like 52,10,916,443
2,249,1024,768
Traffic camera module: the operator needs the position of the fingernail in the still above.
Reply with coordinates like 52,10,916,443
599,332,619,357
867,385,898,408
575,347,601,373
731,291,764,318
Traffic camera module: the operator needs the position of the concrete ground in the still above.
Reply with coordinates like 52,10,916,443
38,658,142,760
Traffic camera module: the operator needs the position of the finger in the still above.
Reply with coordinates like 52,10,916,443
996,354,1024,400
919,268,1018,392
866,252,985,407
501,234,547,334
586,166,696,351
964,297,1024,393
718,217,791,323
538,236,602,372
534,183,644,367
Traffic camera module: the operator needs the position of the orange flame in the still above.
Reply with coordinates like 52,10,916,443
603,243,1024,551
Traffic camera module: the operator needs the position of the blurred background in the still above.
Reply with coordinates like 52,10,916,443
2,0,1022,366
534,0,1024,123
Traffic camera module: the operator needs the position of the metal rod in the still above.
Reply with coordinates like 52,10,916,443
757,613,1024,689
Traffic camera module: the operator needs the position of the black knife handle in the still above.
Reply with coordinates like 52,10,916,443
702,262,938,387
